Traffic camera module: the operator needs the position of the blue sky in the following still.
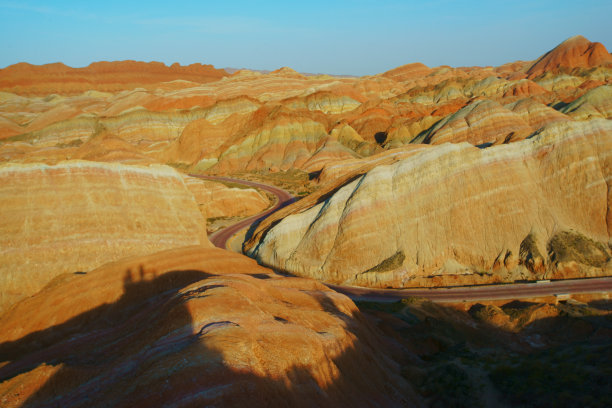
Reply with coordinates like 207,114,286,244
1,0,611,75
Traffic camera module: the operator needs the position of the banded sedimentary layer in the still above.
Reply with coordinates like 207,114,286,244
1,36,611,177
0,161,208,312
246,119,612,287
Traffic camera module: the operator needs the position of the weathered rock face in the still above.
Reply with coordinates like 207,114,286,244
0,246,420,407
0,161,208,313
209,110,331,173
246,119,612,288
527,35,612,77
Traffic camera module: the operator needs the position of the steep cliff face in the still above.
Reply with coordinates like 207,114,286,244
0,161,208,313
246,119,612,288
0,246,420,408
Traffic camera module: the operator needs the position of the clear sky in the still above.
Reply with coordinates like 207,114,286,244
1,0,611,76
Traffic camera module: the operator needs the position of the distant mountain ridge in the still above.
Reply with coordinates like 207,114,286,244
1,35,610,95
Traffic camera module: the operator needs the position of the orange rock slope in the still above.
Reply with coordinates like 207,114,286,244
0,161,209,313
526,35,612,77
0,61,228,95
0,246,421,407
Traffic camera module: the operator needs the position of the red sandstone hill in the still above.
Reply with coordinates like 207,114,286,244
0,61,227,95
382,62,433,81
527,35,612,77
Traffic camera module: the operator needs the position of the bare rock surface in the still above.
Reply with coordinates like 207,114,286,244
527,35,612,77
0,161,208,312
246,119,612,287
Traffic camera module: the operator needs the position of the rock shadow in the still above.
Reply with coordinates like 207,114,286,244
0,266,210,407
0,266,417,407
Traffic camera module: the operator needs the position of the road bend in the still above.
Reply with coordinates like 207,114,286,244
188,174,294,249
191,174,612,303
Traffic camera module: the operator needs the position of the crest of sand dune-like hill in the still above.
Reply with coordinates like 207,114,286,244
0,161,209,313
527,35,612,78
0,116,22,140
0,246,422,407
0,61,228,95
245,119,612,288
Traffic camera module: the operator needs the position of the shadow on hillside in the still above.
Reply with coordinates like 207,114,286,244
0,267,416,407
356,297,612,408
0,267,210,381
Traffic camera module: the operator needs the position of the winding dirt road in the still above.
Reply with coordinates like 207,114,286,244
188,174,294,249
193,174,612,303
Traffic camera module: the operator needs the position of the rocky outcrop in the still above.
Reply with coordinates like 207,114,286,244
382,63,433,82
283,91,362,114
314,144,428,184
527,35,612,77
0,116,22,140
299,138,361,172
72,129,155,164
5,97,261,157
246,119,612,288
0,161,208,313
0,246,420,407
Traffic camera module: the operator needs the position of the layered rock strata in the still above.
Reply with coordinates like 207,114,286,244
527,35,612,77
246,120,612,287
0,161,208,312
